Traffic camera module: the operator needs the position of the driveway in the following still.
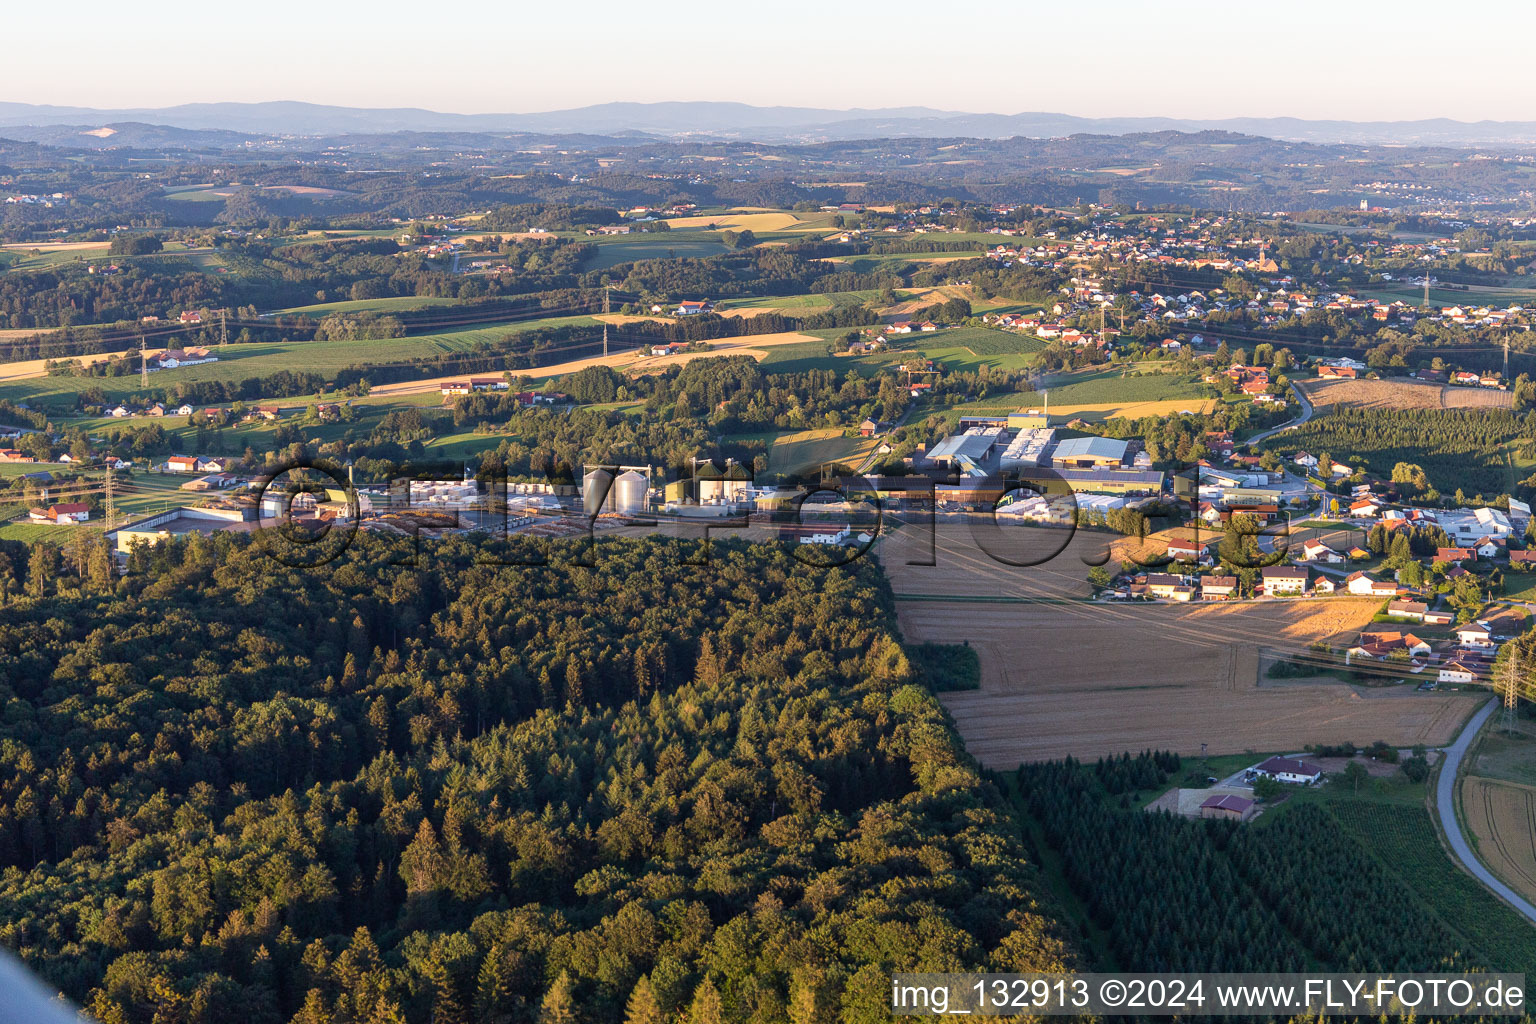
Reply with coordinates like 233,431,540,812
1435,698,1536,925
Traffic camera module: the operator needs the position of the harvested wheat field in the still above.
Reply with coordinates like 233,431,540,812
1300,377,1512,412
883,526,1481,765
1461,776,1536,903
662,212,805,232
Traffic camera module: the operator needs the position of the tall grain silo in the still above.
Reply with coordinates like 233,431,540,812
614,470,649,514
583,468,614,515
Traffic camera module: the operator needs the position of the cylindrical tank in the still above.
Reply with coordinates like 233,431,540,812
696,462,725,502
614,470,648,514
723,461,752,500
582,469,614,515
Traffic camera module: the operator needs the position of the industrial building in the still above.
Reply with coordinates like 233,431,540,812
999,428,1056,470
924,427,1005,474
1039,467,1164,495
1007,408,1051,430
1050,435,1129,468
109,506,255,553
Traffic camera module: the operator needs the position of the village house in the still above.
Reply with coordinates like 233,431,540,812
1457,621,1496,651
1166,538,1211,562
1254,756,1323,785
1146,573,1195,601
1436,546,1475,564
1438,658,1484,685
1387,599,1429,621
1343,571,1397,597
1200,575,1238,600
1300,541,1343,563
1260,565,1309,597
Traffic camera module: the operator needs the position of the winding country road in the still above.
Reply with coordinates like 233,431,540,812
1434,697,1536,925
1244,381,1315,447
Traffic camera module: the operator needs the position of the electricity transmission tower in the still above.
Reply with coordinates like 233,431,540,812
221,309,229,348
139,332,148,388
602,286,610,358
103,463,116,533
1501,650,1523,735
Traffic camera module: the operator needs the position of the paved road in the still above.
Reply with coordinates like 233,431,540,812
1244,382,1314,447
1435,697,1536,925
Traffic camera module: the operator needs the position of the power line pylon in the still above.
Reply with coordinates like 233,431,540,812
1501,651,1522,735
602,286,610,358
139,332,148,388
103,463,116,534
221,309,229,348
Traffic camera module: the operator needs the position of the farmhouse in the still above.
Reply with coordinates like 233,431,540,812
675,300,712,316
166,455,201,473
1200,794,1257,822
1254,756,1323,785
28,502,90,524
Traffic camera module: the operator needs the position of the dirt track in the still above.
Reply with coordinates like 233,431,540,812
883,527,1482,765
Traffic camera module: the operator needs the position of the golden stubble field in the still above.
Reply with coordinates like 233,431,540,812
1300,377,1513,412
882,526,1481,765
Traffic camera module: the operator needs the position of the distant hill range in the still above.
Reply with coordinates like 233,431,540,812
3,100,1536,148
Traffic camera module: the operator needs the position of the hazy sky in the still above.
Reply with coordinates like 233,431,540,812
8,0,1536,121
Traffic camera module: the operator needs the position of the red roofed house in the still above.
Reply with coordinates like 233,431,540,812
29,502,90,524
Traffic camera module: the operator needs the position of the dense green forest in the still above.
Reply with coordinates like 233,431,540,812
0,533,1072,1024
1014,754,1523,975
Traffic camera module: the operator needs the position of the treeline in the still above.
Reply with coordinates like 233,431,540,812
0,534,1073,1024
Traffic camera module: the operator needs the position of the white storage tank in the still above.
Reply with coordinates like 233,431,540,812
582,468,614,515
614,470,648,514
